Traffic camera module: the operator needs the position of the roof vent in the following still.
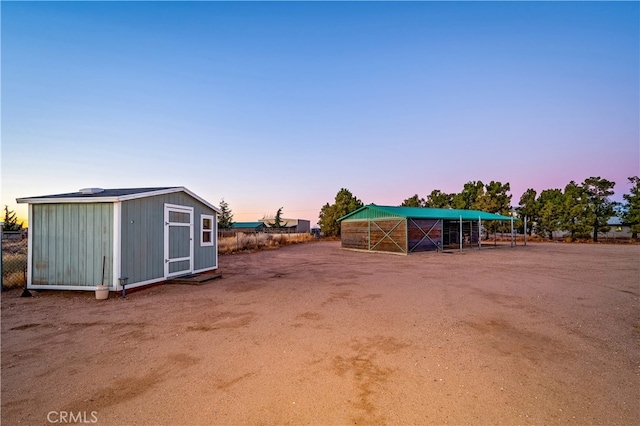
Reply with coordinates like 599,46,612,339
79,188,105,194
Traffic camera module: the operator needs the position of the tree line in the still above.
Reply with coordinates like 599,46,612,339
318,176,640,242
5,175,637,243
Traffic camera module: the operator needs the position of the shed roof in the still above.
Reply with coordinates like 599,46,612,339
232,222,265,229
338,204,513,222
17,187,221,213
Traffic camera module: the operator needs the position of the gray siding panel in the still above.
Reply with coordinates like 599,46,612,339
31,203,113,287
120,191,218,284
120,197,164,284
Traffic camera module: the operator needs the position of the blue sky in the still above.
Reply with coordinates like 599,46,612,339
2,1,638,226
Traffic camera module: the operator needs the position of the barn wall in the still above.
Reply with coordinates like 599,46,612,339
408,219,441,252
31,203,113,287
341,220,369,250
369,218,407,253
120,197,164,284
342,218,408,253
120,192,217,284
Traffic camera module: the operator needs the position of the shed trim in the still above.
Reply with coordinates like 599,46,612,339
17,187,221,214
26,204,33,287
164,203,195,278
28,284,107,291
112,202,121,290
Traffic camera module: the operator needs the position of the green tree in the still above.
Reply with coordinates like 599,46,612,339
517,188,538,235
475,181,512,215
583,176,617,242
266,207,287,228
318,188,363,237
561,181,591,241
473,181,512,235
2,206,23,231
535,189,563,240
401,194,425,207
451,181,484,210
217,198,234,229
424,190,453,208
621,176,640,239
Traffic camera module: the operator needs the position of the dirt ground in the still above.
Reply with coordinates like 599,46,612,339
2,241,639,425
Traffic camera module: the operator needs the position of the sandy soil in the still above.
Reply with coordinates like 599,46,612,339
2,241,639,425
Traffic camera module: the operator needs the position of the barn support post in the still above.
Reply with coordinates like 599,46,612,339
511,216,514,247
478,217,482,250
405,219,408,254
459,215,463,253
524,215,527,246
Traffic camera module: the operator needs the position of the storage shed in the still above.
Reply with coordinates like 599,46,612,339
17,187,221,292
338,204,513,254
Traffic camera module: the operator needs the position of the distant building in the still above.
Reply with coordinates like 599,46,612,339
550,216,633,240
259,218,311,233
598,217,633,240
231,222,266,232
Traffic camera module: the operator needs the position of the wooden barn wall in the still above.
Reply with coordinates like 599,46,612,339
341,220,369,250
408,219,441,252
120,192,218,284
31,203,113,287
369,219,407,253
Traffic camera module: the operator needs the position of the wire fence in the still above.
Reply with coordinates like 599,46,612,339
2,231,28,290
217,227,300,239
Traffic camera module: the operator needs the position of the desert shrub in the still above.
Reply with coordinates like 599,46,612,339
218,232,314,255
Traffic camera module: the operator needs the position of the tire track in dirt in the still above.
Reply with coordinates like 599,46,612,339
64,353,200,412
330,336,411,424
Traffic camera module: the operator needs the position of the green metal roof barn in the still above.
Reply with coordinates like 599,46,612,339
338,204,513,254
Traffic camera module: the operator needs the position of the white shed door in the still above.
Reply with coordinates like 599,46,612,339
164,204,194,278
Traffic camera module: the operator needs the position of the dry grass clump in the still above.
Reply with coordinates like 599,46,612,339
219,232,315,255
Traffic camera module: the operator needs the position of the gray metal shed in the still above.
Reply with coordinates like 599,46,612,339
17,187,221,292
